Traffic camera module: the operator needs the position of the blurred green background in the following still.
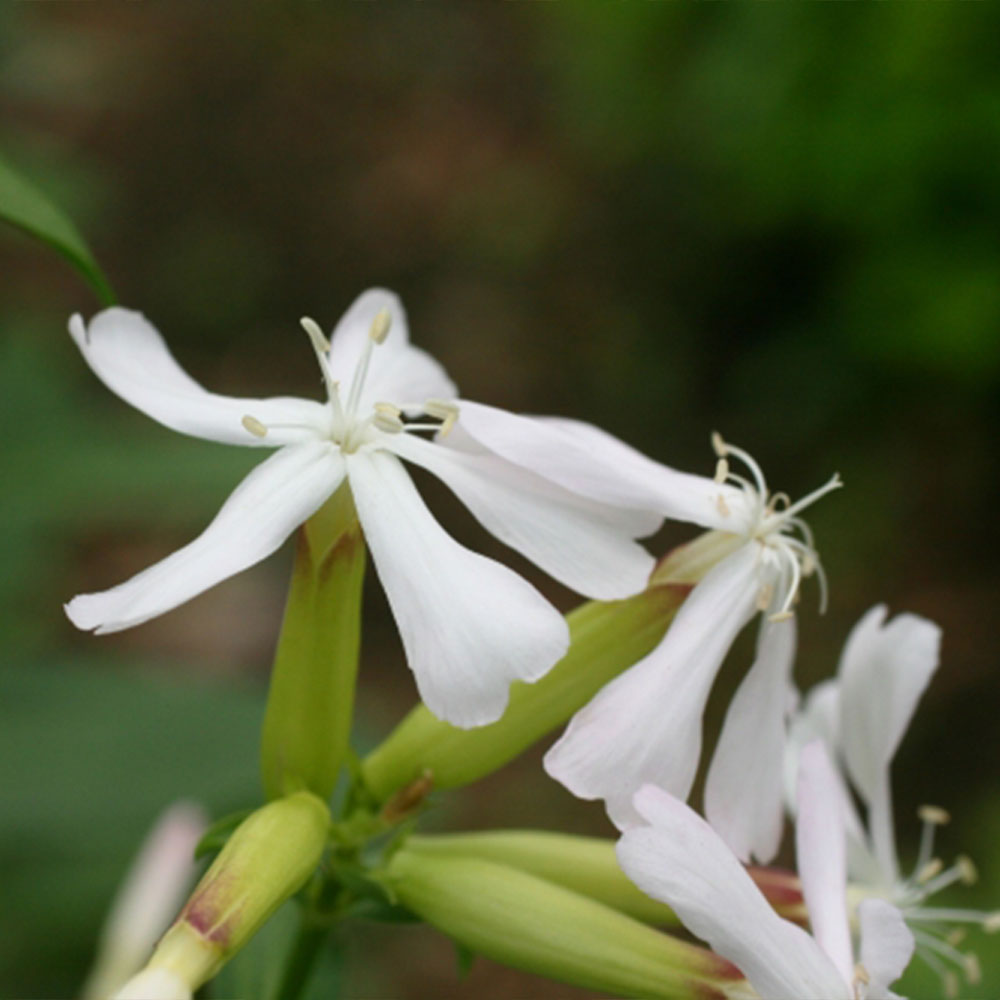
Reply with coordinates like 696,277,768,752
2,4,998,998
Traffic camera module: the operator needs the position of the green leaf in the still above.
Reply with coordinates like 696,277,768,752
0,153,115,305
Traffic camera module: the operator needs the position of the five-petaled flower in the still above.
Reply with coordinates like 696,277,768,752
785,606,997,996
544,436,841,827
617,742,915,1000
65,289,664,728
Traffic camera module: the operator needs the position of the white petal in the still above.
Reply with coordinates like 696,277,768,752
345,450,568,728
838,605,941,882
618,785,851,1000
705,617,797,864
544,543,761,828
796,741,854,990
66,442,343,632
385,430,657,600
70,309,327,446
858,899,915,999
785,681,876,885
455,404,748,531
838,605,941,805
325,289,457,410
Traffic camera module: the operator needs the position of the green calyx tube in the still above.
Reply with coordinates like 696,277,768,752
261,482,366,800
383,847,744,1000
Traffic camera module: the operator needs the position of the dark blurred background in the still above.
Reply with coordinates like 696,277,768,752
2,5,998,998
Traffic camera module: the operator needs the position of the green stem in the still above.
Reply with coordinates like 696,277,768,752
272,909,334,1000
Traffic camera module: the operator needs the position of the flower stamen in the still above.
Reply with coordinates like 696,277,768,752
242,415,268,438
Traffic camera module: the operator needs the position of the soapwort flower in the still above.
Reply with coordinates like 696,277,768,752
786,605,998,995
617,742,915,1000
65,290,662,727
544,434,840,827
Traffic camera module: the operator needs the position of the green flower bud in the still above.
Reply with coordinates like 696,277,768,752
383,847,744,1000
117,792,330,997
407,830,805,926
261,483,366,800
407,830,680,926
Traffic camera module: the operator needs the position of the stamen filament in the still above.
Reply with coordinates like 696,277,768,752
907,907,1000,926
780,472,843,520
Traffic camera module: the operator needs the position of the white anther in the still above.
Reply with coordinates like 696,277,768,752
373,410,404,434
983,912,1000,933
438,413,457,437
714,458,729,484
424,398,459,422
964,953,981,985
242,415,268,438
769,610,795,623
300,316,330,354
946,929,967,947
756,583,774,612
918,804,951,826
374,402,402,419
957,855,978,885
369,307,392,344
716,494,730,517
943,970,959,999
917,858,944,884
711,430,727,457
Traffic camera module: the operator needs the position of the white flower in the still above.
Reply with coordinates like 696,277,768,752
617,742,914,1000
65,290,662,728
544,435,840,827
786,605,997,996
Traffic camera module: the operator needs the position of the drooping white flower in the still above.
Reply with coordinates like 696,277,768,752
785,605,997,996
617,742,915,1000
65,290,663,728
544,434,840,827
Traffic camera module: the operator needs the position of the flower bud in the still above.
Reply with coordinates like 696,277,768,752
407,831,804,925
361,581,689,801
383,847,744,999
261,483,366,800
115,792,329,998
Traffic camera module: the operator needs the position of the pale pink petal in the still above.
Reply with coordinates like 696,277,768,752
346,449,568,728
618,785,851,1000
70,309,327,446
65,442,343,632
544,543,761,828
705,617,797,864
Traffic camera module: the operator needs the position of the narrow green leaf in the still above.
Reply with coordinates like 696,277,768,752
0,153,115,305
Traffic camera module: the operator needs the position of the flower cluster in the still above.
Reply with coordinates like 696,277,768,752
68,291,990,1000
